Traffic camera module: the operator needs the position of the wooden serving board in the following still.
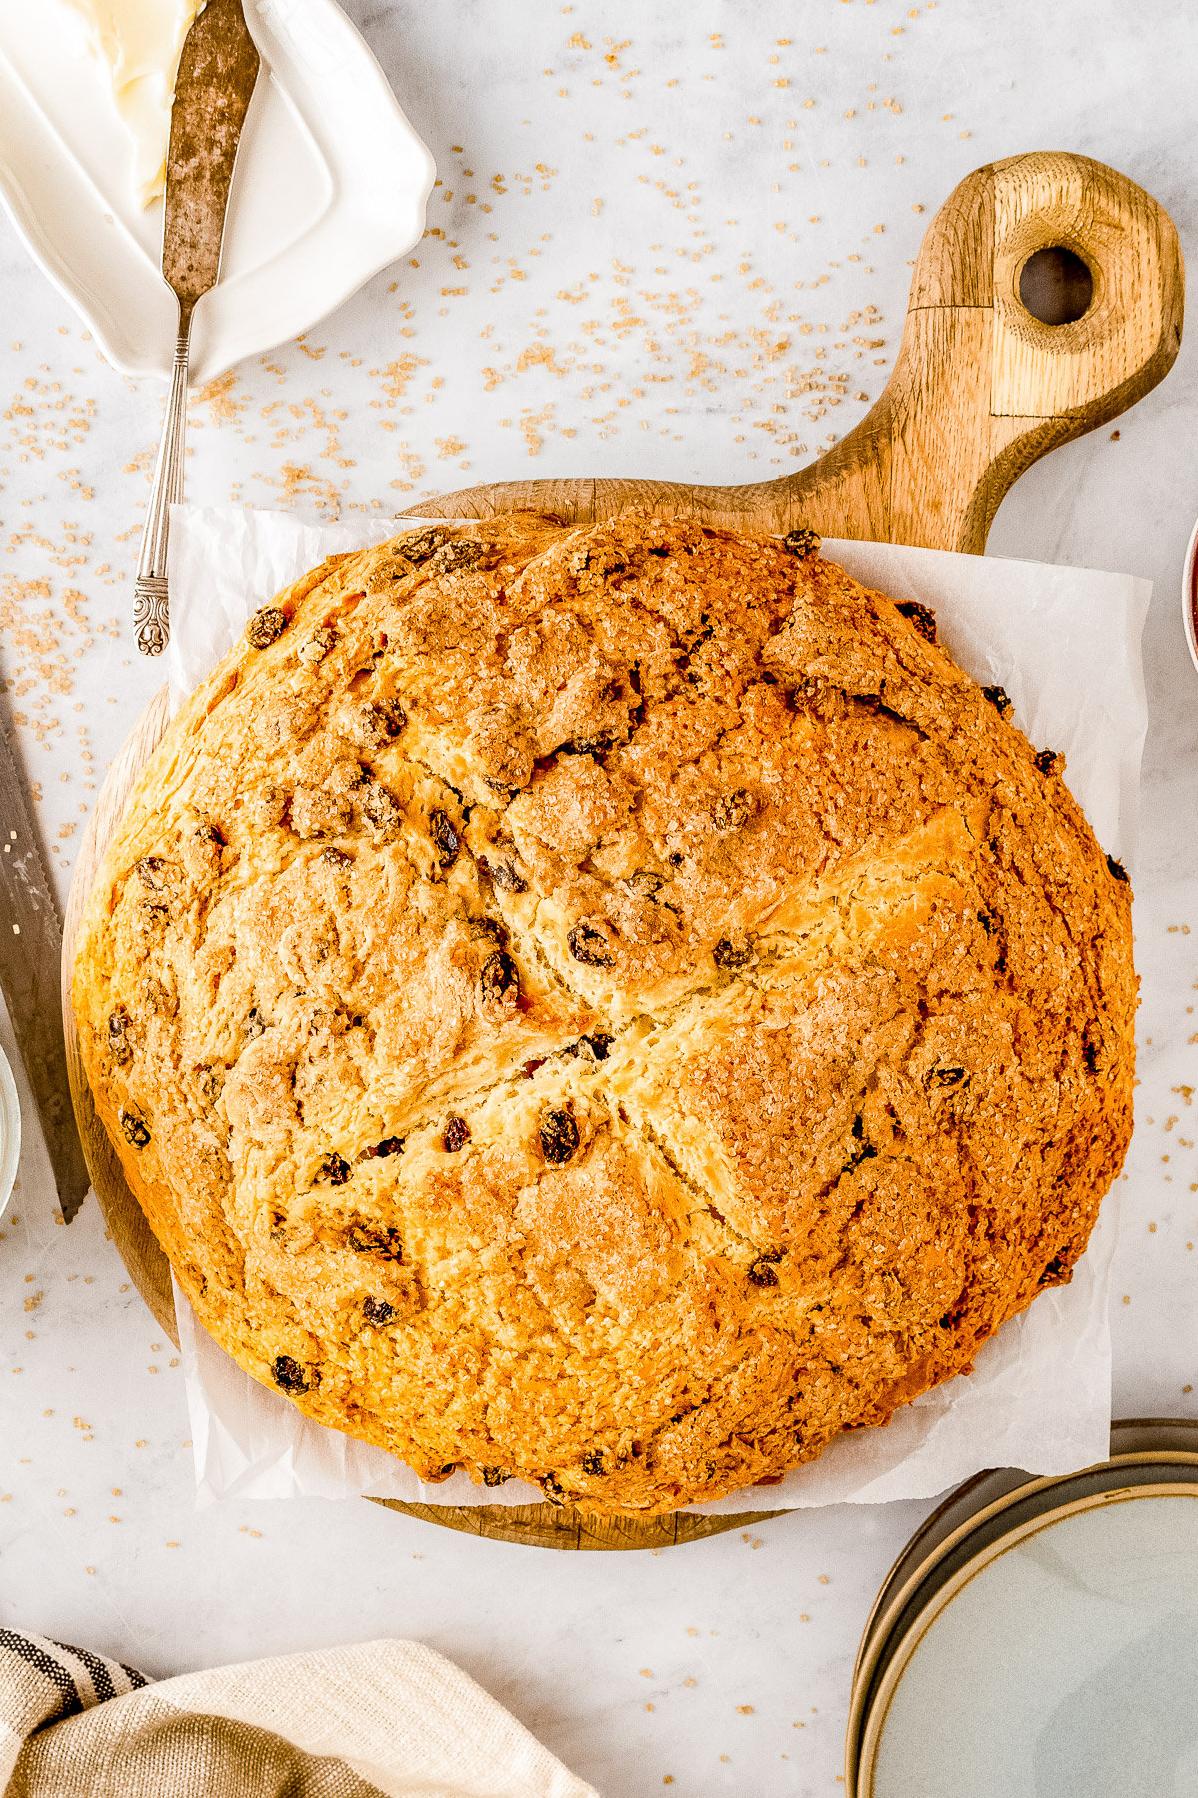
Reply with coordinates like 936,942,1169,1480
62,152,1182,1551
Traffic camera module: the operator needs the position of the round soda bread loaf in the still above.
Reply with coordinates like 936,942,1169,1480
73,515,1136,1513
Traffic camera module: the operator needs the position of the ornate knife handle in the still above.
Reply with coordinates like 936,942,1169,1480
134,311,193,657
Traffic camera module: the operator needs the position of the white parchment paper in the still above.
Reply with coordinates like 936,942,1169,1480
165,503,1150,1512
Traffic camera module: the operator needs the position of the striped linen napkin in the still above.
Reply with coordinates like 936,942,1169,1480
0,1629,595,1797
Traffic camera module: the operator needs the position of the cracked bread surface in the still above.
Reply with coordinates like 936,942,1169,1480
72,514,1136,1513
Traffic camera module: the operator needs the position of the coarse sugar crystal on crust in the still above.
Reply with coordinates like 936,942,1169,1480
72,513,1137,1513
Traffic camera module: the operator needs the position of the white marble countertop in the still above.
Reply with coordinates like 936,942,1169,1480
3,3,1198,1792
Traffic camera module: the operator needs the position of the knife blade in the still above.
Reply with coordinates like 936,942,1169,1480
0,729,89,1222
163,0,261,311
133,0,260,655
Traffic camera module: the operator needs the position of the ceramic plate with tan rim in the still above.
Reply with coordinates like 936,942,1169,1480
854,1475,1198,1795
847,1420,1198,1787
855,1418,1198,1679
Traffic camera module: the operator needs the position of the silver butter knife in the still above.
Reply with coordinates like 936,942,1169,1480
0,729,89,1221
134,0,260,656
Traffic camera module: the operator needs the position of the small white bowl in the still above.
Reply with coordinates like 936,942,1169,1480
0,1041,20,1222
1182,512,1198,675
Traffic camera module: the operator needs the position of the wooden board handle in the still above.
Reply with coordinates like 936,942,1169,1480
417,151,1184,553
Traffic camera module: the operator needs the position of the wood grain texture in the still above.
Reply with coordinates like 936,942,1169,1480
412,152,1183,552
62,152,1183,1551
371,1497,783,1550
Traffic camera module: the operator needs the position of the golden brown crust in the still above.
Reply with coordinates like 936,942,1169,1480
72,515,1136,1512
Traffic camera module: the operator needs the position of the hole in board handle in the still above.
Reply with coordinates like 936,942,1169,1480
1018,246,1094,326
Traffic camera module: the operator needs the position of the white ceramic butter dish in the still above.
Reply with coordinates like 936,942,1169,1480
0,0,435,383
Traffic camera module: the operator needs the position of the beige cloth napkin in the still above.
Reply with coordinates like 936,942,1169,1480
0,1629,596,1798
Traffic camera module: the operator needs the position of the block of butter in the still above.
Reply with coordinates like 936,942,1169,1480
65,0,204,206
